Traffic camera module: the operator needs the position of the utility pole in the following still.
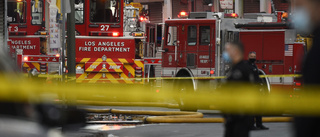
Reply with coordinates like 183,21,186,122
61,0,66,81
67,0,75,79
4,0,8,53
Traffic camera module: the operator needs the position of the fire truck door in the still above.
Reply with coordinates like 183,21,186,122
181,25,198,69
198,25,214,72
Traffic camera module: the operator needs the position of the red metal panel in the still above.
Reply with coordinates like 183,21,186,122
239,32,263,61
262,32,285,61
293,43,305,73
271,65,284,74
284,55,293,74
8,37,40,55
75,38,135,59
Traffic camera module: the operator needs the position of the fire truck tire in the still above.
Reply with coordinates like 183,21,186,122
258,69,271,94
176,78,198,112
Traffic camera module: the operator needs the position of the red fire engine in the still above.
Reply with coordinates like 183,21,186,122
6,0,56,74
162,12,305,111
74,0,159,83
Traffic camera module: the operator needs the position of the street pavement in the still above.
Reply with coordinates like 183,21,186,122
107,122,292,137
80,106,293,137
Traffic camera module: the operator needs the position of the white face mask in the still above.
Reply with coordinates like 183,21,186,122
292,7,313,35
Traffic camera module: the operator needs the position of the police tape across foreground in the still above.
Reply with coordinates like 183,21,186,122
1,74,319,116
27,73,302,80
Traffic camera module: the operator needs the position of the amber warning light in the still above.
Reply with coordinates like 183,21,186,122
112,32,119,37
23,56,28,62
178,11,188,18
224,13,239,18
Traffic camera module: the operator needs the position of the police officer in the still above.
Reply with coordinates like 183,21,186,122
292,0,320,136
222,42,256,137
247,51,269,130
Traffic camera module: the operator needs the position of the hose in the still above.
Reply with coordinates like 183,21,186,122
85,109,292,123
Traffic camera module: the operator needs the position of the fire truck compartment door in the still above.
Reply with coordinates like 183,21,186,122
85,62,123,72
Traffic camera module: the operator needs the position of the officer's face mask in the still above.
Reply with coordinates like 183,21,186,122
249,58,256,63
292,7,313,34
222,51,232,63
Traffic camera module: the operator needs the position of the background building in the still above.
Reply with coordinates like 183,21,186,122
133,0,290,24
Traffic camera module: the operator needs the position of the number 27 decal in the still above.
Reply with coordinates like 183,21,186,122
100,25,109,31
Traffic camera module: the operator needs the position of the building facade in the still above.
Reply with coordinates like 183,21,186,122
133,0,290,24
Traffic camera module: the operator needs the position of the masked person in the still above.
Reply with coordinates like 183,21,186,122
247,52,269,130
292,0,320,137
222,42,256,137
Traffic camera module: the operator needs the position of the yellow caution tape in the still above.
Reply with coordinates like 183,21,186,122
2,74,313,116
25,74,301,81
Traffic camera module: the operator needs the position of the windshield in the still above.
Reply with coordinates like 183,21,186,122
90,0,120,23
75,0,84,24
31,0,43,25
7,1,26,24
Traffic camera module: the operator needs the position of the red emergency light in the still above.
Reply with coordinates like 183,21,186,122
23,56,28,61
56,54,60,57
178,11,188,18
180,11,187,16
224,13,239,18
210,70,214,75
140,17,145,21
112,32,119,37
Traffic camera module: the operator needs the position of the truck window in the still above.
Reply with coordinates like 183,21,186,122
188,26,197,46
200,26,210,45
167,26,177,46
31,0,43,25
7,0,26,24
90,0,120,23
75,0,84,24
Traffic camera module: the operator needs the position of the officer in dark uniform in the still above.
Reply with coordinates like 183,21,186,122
292,0,320,136
247,51,269,130
222,42,256,137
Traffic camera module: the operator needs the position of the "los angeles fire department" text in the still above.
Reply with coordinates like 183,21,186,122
79,41,130,52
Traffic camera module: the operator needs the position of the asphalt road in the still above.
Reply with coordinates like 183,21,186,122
107,123,292,137
79,106,293,137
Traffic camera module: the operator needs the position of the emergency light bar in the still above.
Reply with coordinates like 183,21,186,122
224,13,239,18
89,31,120,37
178,11,188,18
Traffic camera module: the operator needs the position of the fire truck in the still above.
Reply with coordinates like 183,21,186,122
7,0,48,71
6,0,54,74
74,0,160,83
7,0,159,80
161,12,305,111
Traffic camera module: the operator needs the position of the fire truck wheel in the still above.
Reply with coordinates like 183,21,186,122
176,79,198,112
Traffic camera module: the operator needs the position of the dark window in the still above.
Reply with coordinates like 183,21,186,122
188,26,197,46
31,0,43,25
75,0,84,24
200,26,210,45
90,0,120,23
7,1,26,24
